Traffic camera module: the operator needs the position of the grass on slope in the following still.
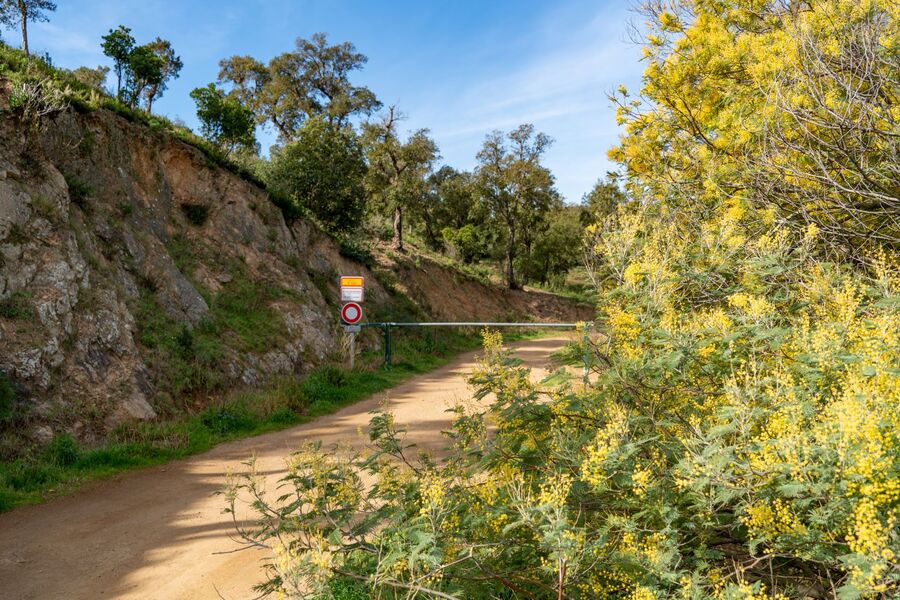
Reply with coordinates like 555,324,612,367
0,42,302,221
0,329,543,513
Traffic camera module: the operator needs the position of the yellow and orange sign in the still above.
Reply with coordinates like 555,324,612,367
340,275,365,302
340,276,364,288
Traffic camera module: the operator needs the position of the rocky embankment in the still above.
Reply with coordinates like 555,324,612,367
0,106,591,449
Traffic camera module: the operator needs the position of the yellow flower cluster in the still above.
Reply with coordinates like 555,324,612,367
741,499,806,539
537,473,572,508
630,584,658,600
581,404,628,489
631,466,651,497
419,471,446,517
727,293,774,320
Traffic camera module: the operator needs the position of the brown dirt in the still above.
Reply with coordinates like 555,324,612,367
0,336,572,600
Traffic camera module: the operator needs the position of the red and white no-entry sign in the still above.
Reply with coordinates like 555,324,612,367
341,302,363,325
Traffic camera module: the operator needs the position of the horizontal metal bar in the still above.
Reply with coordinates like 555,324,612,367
361,322,580,328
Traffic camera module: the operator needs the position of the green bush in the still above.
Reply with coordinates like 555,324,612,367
200,404,254,435
135,288,223,396
210,276,287,353
301,366,349,409
324,578,369,600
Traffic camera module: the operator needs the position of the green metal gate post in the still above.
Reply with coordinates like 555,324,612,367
383,326,392,368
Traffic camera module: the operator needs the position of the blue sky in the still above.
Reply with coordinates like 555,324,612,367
4,0,645,203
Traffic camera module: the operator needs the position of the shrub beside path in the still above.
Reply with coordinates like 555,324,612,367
0,336,570,600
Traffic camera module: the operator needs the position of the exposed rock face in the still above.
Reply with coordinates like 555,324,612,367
0,110,353,443
0,108,591,448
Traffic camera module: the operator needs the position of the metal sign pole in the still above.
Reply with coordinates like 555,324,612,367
349,331,356,370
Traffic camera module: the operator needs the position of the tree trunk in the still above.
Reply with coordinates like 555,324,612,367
422,214,437,250
505,223,517,289
20,13,29,58
393,205,404,252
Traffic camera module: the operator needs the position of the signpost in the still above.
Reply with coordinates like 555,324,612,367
340,277,365,369
341,302,363,325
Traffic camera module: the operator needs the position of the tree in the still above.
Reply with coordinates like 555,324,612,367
71,65,109,90
475,124,556,289
190,83,256,156
610,0,899,258
363,106,439,252
141,37,182,114
265,116,367,233
101,26,135,99
291,33,380,126
122,44,162,109
441,223,497,264
413,166,479,251
216,54,268,110
0,0,55,58
580,175,626,226
519,207,583,286
218,33,380,141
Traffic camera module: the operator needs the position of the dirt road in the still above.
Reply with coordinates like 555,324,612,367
0,336,570,600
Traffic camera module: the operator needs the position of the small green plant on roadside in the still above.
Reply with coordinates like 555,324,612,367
44,435,80,467
200,404,255,435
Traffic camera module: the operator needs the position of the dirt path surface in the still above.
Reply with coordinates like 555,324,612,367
0,336,570,600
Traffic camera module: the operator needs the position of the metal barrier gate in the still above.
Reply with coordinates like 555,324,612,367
358,321,592,382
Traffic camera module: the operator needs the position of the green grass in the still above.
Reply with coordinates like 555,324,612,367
0,328,547,513
135,288,224,398
133,270,294,399
210,275,290,353
0,291,34,319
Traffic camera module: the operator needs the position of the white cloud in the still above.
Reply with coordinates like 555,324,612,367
406,5,643,202
33,22,98,56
